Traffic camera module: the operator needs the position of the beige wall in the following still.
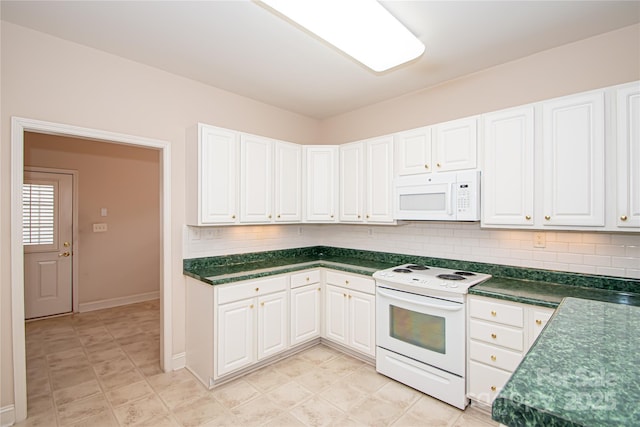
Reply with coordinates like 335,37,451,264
24,132,160,306
0,21,319,411
2,19,639,413
319,24,640,144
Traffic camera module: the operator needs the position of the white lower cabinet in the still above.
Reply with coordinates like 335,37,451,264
290,270,322,346
467,295,555,406
324,271,376,357
217,298,255,376
187,268,377,387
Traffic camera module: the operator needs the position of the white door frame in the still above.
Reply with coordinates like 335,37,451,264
24,166,80,314
10,117,173,422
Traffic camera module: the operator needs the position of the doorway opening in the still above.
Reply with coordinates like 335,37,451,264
10,117,172,423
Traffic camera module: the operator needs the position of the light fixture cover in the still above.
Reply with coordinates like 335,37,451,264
260,0,425,72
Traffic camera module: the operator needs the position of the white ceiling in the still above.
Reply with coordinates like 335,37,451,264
2,0,639,119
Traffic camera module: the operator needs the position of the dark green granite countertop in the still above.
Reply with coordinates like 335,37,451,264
184,247,640,306
492,297,640,427
469,277,640,308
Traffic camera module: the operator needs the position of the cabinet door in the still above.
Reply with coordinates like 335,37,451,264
217,299,255,376
339,142,364,222
200,126,239,224
304,146,338,222
290,283,321,346
324,284,348,346
529,307,554,346
542,91,605,226
257,291,288,360
433,117,477,172
394,127,432,175
366,136,395,223
240,134,273,223
482,106,535,226
348,290,376,357
274,142,302,222
616,83,640,228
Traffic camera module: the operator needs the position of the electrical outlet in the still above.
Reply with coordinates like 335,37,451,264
534,232,546,248
189,227,201,240
93,223,108,233
203,228,222,239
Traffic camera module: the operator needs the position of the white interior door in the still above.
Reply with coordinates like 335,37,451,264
23,171,73,319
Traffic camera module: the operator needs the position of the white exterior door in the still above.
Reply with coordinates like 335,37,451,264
366,136,394,223
433,117,478,172
394,126,432,175
274,142,302,222
240,134,273,223
616,83,640,228
482,106,535,226
339,142,364,222
24,171,73,319
217,299,255,376
542,91,605,226
290,284,321,346
257,291,288,360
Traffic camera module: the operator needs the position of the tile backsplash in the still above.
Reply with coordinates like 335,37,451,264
184,222,640,279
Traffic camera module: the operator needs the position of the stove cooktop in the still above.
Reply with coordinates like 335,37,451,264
373,263,492,295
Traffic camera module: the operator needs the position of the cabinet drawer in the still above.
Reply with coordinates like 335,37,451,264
469,319,524,351
325,271,374,294
291,270,321,289
469,298,524,327
469,340,523,372
468,361,512,405
217,276,288,304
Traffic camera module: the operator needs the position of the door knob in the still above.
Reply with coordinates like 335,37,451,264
58,252,70,257
63,242,71,247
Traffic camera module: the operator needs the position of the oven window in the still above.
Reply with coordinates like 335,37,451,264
390,305,445,354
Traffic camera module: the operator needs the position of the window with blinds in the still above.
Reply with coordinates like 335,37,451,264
23,183,56,245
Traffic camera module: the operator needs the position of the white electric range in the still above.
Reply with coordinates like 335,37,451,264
373,263,492,409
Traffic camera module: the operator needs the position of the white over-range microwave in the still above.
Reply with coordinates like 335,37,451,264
394,170,481,221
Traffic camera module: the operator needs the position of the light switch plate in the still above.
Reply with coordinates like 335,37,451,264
93,223,108,233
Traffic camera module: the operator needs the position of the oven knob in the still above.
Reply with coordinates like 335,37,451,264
440,282,448,287
449,283,459,288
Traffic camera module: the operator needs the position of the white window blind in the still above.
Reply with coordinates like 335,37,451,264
23,183,55,245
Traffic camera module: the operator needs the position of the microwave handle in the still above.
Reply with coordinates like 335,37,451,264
447,183,454,216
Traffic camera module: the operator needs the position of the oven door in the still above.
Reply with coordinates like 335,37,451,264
376,286,465,377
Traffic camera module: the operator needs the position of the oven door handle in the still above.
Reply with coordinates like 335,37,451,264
377,288,463,312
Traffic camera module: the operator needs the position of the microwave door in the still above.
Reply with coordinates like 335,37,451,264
396,184,455,220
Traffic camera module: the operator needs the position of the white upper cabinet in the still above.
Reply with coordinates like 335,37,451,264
394,127,432,175
240,134,273,223
482,106,535,226
542,90,605,227
339,137,394,223
304,146,339,222
366,136,395,222
274,141,302,222
186,124,239,225
340,142,365,222
616,83,640,229
433,117,478,172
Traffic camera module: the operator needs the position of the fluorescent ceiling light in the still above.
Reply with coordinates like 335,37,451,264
259,0,425,72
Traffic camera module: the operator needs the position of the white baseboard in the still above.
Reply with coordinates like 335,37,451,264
1,405,15,427
78,291,159,313
172,352,186,370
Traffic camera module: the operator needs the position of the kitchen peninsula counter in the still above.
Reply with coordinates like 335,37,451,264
492,297,640,426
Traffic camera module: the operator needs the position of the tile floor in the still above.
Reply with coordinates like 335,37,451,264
19,300,498,427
